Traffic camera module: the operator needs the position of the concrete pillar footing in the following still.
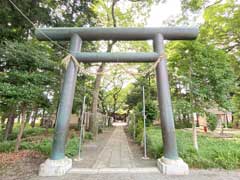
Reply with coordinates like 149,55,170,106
157,157,189,175
39,157,72,176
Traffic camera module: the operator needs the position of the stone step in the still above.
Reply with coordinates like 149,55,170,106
68,167,160,174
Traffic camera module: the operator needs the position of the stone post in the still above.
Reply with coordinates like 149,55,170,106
39,34,82,176
154,33,189,175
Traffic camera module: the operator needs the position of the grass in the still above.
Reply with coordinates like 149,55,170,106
0,135,80,157
146,127,240,169
0,125,82,158
0,124,54,141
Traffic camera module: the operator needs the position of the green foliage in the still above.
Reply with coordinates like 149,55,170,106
175,121,192,129
0,141,15,152
0,125,52,142
84,132,93,140
135,120,144,144
147,127,240,169
201,1,240,56
146,127,163,158
98,128,103,134
167,41,236,115
128,118,135,138
232,91,240,128
207,113,218,131
227,122,233,128
135,101,158,126
0,40,58,117
65,135,79,157
181,0,206,11
0,0,97,41
0,134,80,158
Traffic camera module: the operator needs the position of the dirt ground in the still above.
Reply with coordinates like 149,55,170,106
0,150,45,180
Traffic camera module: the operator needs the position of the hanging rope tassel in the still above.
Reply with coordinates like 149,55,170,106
143,53,167,76
153,53,167,69
61,54,82,71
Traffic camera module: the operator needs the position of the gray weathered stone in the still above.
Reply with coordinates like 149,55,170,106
157,157,189,175
39,157,72,176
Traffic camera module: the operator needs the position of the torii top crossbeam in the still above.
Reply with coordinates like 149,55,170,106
36,27,198,41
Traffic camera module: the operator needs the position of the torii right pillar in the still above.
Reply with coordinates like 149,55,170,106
154,33,189,175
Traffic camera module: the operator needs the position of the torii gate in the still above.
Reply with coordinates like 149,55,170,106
35,27,198,176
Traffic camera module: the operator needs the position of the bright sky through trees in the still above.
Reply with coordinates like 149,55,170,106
147,0,181,26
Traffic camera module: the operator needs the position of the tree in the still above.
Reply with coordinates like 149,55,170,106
0,0,97,41
0,40,57,149
100,68,128,120
0,0,51,41
167,40,236,150
180,0,240,129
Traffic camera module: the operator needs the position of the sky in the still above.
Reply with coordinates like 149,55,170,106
147,0,182,27
147,0,204,27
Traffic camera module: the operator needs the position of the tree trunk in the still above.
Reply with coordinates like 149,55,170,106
113,97,116,121
17,113,21,123
15,106,26,152
192,113,199,151
4,112,15,141
26,111,31,124
89,63,105,136
1,113,7,130
40,109,45,127
220,118,224,135
189,59,198,151
31,108,38,128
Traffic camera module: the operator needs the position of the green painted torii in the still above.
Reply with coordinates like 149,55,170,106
36,27,198,176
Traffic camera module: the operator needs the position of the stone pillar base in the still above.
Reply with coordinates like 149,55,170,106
39,157,72,176
157,157,189,175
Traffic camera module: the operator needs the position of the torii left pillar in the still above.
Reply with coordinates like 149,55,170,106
39,34,82,176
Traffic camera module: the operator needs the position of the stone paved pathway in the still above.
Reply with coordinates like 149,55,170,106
92,124,135,168
30,122,240,180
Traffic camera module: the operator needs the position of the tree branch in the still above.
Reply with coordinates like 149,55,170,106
205,0,223,9
111,0,120,28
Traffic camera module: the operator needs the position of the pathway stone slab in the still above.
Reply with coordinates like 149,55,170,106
92,125,136,168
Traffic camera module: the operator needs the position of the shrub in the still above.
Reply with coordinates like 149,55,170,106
175,121,192,129
0,135,80,158
146,127,240,169
0,141,15,152
135,120,144,144
227,122,233,128
146,127,163,158
33,139,52,155
135,101,158,126
65,135,79,157
0,126,53,142
207,113,218,131
84,132,93,140
98,128,103,134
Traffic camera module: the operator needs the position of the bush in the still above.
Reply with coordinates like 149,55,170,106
207,113,218,131
135,120,144,144
0,141,15,152
146,127,163,158
135,101,158,126
146,127,240,169
65,135,79,157
0,135,80,158
98,127,103,134
0,125,53,142
227,122,233,128
84,132,93,140
175,121,192,129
